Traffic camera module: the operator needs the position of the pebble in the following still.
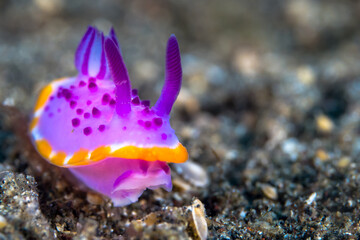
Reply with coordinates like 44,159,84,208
281,138,305,161
316,114,334,133
316,149,329,162
172,178,192,192
305,192,317,205
261,184,278,200
174,160,209,187
34,0,63,14
337,156,351,168
176,88,200,114
296,66,315,86
86,192,104,205
0,215,7,229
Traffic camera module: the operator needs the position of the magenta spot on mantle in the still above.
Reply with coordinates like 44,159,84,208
79,81,86,87
98,124,105,132
84,112,91,119
109,99,116,107
62,89,72,100
102,93,111,105
83,127,92,136
72,118,80,127
92,107,101,117
138,120,144,126
141,100,150,107
70,100,77,109
131,89,138,96
144,121,152,129
153,117,163,127
86,100,92,106
76,108,83,115
142,107,150,114
131,96,140,105
88,82,97,92
161,133,167,140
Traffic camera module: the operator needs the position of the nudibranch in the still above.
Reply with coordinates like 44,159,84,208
29,26,188,206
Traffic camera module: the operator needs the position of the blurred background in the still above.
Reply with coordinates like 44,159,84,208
1,0,360,239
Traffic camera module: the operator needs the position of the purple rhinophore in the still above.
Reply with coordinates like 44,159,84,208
92,107,101,117
104,38,131,115
72,118,80,127
75,27,112,80
153,35,182,116
83,127,92,136
109,27,120,48
96,31,107,79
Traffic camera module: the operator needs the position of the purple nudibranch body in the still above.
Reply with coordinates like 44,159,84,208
29,26,188,206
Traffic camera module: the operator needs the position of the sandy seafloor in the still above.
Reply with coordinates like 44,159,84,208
1,0,360,239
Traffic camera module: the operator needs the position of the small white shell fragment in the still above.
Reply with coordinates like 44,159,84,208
86,192,104,205
305,192,317,205
316,114,334,133
174,160,209,187
172,178,192,192
191,199,208,240
0,215,7,229
261,184,278,200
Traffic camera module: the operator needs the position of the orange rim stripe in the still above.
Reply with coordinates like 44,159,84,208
34,85,53,111
35,139,188,167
